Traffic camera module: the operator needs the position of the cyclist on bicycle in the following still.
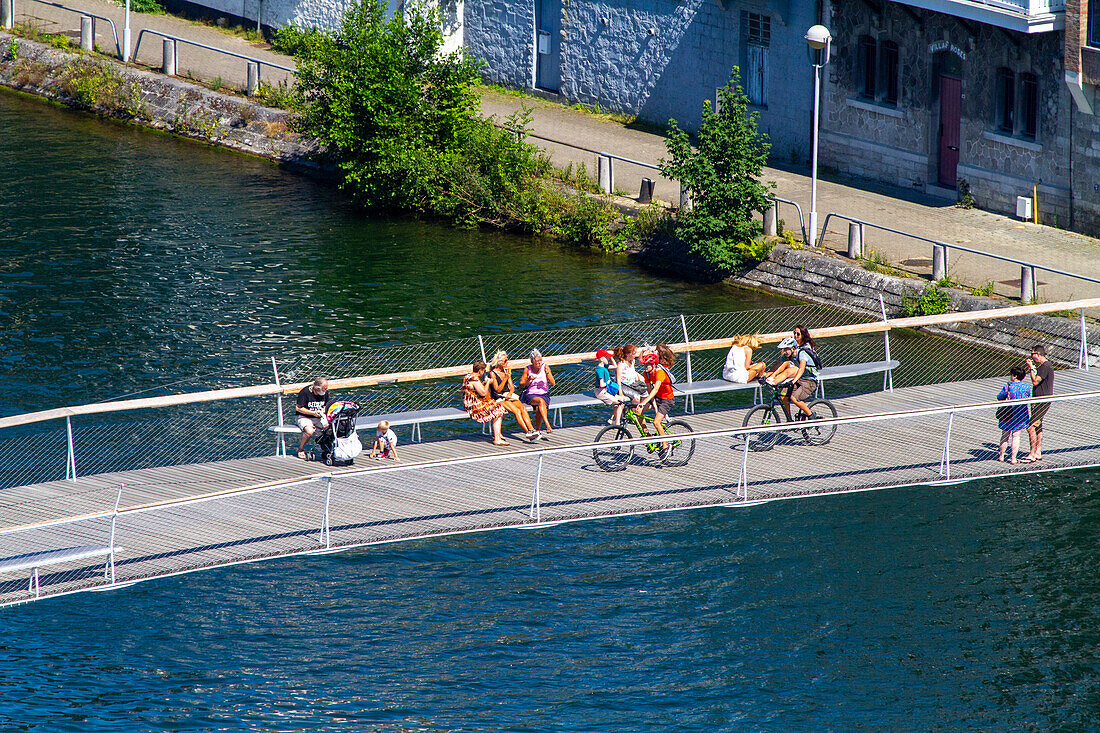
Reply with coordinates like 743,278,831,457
635,345,676,449
763,336,817,420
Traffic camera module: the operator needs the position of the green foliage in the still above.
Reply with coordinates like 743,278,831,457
255,80,295,109
609,203,674,252
970,281,996,297
271,24,325,59
555,161,601,194
903,285,951,317
660,72,774,271
956,178,976,209
858,248,906,276
58,61,147,118
112,0,163,13
210,76,223,91
7,38,17,60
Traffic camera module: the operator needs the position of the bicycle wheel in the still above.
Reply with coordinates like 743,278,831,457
659,420,696,467
742,405,782,451
593,424,635,471
801,399,838,445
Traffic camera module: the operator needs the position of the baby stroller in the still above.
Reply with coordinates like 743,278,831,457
316,401,363,466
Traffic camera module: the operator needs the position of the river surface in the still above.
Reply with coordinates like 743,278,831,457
1,91,1099,731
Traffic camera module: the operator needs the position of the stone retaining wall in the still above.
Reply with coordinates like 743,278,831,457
0,33,324,173
730,245,1100,368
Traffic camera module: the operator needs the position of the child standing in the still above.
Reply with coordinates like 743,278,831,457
370,420,400,461
594,349,627,425
996,365,1031,465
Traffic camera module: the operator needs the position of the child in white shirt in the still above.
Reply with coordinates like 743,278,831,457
370,420,399,460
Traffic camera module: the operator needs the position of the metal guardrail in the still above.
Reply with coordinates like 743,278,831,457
132,28,295,88
10,0,121,57
769,196,807,244
819,212,1100,303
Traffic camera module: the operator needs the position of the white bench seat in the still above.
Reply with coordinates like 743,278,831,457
0,544,123,599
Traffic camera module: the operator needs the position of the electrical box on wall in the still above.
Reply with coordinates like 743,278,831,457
538,30,551,55
1016,196,1033,220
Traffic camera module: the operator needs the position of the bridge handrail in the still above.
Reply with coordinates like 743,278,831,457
4,386,1098,536
0,298,1096,431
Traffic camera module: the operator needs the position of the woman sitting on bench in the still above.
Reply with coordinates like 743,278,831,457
488,351,540,442
722,334,768,384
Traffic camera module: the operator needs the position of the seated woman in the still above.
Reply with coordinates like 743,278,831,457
488,350,540,442
520,349,555,437
462,360,507,446
614,343,648,405
722,334,768,383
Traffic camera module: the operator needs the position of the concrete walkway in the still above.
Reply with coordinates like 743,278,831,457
11,0,1100,300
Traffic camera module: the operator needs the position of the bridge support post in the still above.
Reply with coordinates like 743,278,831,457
106,484,122,584
938,412,954,479
272,357,285,457
320,477,332,548
65,416,77,480
530,455,543,523
680,314,695,414
1081,310,1090,371
879,295,893,392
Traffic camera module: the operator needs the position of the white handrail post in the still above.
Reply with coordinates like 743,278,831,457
680,314,695,414
322,477,332,548
530,455,543,522
738,435,750,500
478,335,487,363
122,0,131,61
939,412,954,478
107,484,122,583
65,416,77,481
271,357,286,457
1081,309,1089,371
879,294,893,392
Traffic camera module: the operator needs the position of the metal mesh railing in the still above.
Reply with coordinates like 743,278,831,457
4,388,1099,607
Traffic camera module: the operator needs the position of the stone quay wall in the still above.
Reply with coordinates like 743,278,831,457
0,34,323,173
729,245,1100,368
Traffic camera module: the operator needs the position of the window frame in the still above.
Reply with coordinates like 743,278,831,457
881,40,899,106
995,67,1015,134
1019,72,1038,139
858,35,877,100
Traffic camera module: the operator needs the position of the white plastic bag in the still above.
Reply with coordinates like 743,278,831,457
333,433,363,461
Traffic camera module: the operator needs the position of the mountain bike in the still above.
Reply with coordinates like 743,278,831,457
741,381,837,451
592,408,695,471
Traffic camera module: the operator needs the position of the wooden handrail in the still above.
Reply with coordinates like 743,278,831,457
0,298,1096,430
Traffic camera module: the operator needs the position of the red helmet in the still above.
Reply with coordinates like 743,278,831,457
640,352,659,365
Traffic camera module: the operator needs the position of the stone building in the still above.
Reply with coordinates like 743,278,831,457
465,0,821,161
819,0,1072,225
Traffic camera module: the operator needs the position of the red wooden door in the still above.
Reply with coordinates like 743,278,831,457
938,75,962,188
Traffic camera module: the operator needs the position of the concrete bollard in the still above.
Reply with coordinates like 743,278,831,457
1,0,13,31
162,38,176,76
1021,266,1035,303
80,16,93,52
246,61,260,96
679,183,693,212
639,178,654,204
847,222,863,259
932,244,947,282
597,155,613,194
763,203,777,236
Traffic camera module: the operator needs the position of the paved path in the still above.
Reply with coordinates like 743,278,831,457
12,0,1100,299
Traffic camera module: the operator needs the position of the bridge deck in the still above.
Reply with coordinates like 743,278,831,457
3,369,1100,606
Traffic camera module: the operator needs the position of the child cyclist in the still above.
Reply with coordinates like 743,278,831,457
635,344,677,450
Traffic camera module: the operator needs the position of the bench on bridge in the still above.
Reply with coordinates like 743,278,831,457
0,544,123,599
269,360,900,446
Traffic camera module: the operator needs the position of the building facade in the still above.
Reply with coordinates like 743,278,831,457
465,0,820,162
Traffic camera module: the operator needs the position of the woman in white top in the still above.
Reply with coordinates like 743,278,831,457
614,343,647,404
722,334,768,383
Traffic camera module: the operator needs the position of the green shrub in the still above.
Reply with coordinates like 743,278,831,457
58,61,147,118
903,285,951,317
255,80,295,109
271,24,325,59
661,72,774,271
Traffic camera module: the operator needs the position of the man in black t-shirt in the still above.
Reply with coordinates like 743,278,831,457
296,377,333,459
1024,345,1054,463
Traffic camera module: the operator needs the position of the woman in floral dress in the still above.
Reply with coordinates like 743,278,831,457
463,360,507,446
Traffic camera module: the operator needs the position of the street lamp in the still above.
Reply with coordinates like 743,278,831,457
805,24,832,247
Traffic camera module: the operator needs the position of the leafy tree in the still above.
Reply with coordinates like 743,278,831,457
293,0,484,211
661,72,774,270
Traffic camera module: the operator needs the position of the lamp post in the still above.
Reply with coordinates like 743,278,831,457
805,24,832,248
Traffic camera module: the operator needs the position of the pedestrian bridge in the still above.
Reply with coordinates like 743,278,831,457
1,299,1098,607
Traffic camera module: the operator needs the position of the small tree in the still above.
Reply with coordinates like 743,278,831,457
661,72,774,270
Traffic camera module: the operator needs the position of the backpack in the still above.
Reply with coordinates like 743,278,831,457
798,345,823,371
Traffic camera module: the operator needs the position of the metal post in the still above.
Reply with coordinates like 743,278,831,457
478,335,487,364
122,0,131,61
847,221,863,259
65,416,77,481
1081,309,1090,371
271,357,286,457
680,314,695,414
1,0,12,30
738,435,750,500
808,61,821,247
1021,266,1035,304
80,16,93,52
939,412,954,479
763,203,778,237
246,61,260,96
679,183,693,212
321,477,332,547
639,178,654,204
932,244,947,282
879,294,893,392
530,455,543,522
107,484,122,583
598,155,613,194
162,38,176,75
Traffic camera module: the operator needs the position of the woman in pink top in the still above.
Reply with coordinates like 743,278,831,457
520,348,555,438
